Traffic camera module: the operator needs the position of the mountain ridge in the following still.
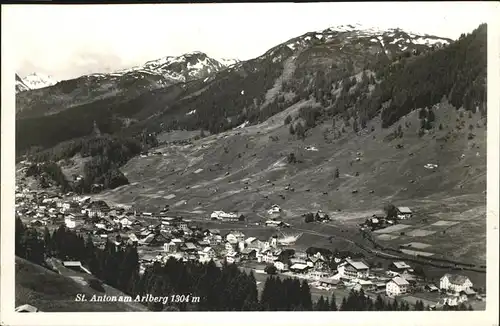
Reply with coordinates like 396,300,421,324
15,24,485,157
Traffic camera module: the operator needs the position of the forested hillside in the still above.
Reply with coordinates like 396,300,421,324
23,133,158,193
379,24,487,127
15,24,487,196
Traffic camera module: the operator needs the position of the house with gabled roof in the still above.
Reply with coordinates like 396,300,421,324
388,261,412,274
226,251,241,264
198,247,216,263
290,263,310,274
226,231,245,244
308,255,326,270
386,276,410,297
182,242,198,252
396,207,412,219
337,259,370,280
274,260,288,272
440,274,473,293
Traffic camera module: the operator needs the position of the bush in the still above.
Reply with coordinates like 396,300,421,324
88,278,105,292
304,213,315,223
265,264,277,275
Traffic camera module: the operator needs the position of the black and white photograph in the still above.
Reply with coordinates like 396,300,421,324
1,2,499,325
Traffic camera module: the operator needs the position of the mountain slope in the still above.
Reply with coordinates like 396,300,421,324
15,257,147,312
15,52,237,119
96,98,486,265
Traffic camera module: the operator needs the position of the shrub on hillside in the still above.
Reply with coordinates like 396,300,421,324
265,264,277,275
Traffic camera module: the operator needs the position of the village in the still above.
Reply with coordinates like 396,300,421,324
14,182,486,311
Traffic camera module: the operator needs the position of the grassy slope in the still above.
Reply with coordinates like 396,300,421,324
15,257,148,312
93,101,486,266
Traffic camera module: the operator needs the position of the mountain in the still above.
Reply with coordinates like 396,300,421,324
16,24,485,154
15,24,485,154
15,52,238,118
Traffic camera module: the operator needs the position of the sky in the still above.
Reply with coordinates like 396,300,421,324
3,2,494,81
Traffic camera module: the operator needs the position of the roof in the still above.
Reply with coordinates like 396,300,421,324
358,279,373,285
319,278,341,285
203,247,214,253
15,304,39,312
208,229,220,234
245,237,257,243
392,261,411,269
185,242,197,250
290,263,309,270
290,258,307,265
442,273,471,285
63,261,82,267
397,207,412,214
391,276,410,286
347,259,369,270
142,234,155,243
463,288,476,295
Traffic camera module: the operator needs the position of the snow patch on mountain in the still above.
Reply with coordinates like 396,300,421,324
216,58,239,67
15,74,30,93
20,73,57,91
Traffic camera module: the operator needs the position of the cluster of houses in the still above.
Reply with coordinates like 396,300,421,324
210,210,243,222
15,185,483,309
361,206,413,231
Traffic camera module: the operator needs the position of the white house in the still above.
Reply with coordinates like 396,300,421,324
439,274,473,293
226,231,245,244
64,217,76,229
309,270,330,280
225,242,235,253
120,217,133,228
226,252,241,264
211,211,238,220
198,247,216,263
386,276,410,297
274,261,288,271
396,207,412,219
260,249,279,264
267,205,282,214
388,261,413,274
337,259,370,280
289,263,310,274
164,240,177,253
